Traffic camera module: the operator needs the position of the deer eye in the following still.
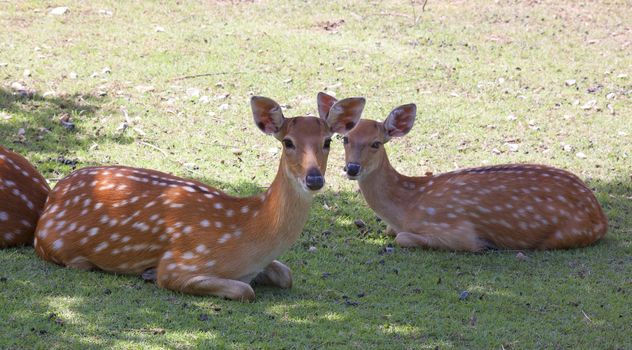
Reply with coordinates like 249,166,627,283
323,138,332,150
282,139,295,149
371,141,381,149
343,137,349,145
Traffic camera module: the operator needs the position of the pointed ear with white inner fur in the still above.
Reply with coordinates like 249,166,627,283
325,97,366,134
251,96,286,137
383,104,416,142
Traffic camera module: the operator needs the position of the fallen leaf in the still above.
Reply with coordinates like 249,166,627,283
607,104,614,115
186,88,201,98
135,85,155,93
320,19,345,32
587,85,603,93
49,7,69,15
354,219,366,229
581,100,596,110
505,143,519,152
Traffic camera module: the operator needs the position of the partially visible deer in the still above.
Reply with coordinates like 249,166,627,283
34,95,365,301
327,97,608,251
1,146,50,248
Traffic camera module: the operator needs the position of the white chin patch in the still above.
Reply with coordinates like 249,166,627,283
297,178,322,193
297,178,310,192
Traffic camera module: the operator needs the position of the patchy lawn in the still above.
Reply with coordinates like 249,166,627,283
1,1,630,349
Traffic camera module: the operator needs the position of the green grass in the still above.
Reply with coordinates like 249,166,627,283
1,0,631,349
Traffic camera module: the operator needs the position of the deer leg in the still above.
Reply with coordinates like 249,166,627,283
168,275,256,302
141,267,158,282
395,227,484,252
66,256,97,271
385,225,397,237
253,260,292,289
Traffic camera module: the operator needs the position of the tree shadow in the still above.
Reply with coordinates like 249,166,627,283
0,87,133,178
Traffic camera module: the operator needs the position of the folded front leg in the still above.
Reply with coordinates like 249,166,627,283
170,275,256,302
253,260,292,289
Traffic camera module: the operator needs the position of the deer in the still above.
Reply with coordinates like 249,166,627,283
33,95,366,301
1,146,50,248
328,97,608,251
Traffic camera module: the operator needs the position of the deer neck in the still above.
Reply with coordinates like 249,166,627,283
356,153,423,230
253,157,313,244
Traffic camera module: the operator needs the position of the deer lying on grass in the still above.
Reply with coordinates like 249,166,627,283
0,146,50,248
331,97,607,251
34,95,365,301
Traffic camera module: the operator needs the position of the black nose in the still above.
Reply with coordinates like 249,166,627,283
305,169,324,190
346,163,361,177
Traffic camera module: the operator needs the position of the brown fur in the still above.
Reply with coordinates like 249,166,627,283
0,146,50,247
34,96,365,301
343,119,607,251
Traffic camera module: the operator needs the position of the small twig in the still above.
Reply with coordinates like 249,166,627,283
581,309,592,323
169,71,246,82
363,11,412,20
137,140,204,176
138,140,169,157
411,0,417,26
411,0,429,25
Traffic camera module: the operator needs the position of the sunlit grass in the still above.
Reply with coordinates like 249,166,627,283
1,0,631,349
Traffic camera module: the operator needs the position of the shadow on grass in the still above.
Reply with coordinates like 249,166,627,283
1,168,630,348
0,87,133,178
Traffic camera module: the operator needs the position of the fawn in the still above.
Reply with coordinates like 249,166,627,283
34,95,366,301
1,146,50,247
333,98,608,251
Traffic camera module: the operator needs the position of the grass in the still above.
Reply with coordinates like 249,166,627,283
1,0,631,348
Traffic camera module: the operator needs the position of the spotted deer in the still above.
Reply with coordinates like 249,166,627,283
330,98,608,251
34,95,366,301
1,146,50,248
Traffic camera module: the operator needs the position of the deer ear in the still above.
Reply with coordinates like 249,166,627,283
251,96,285,135
317,92,338,120
383,104,416,141
325,97,366,134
